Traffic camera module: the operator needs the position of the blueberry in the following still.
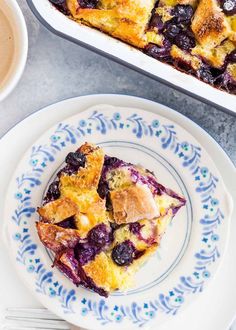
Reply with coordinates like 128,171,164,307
227,49,236,63
65,152,86,168
175,31,196,50
164,22,181,40
221,0,236,15
149,14,165,31
111,240,136,266
48,181,60,198
43,181,60,204
172,5,194,24
105,194,113,211
78,0,99,9
97,177,112,209
97,180,109,199
87,224,111,247
197,67,215,84
145,43,171,62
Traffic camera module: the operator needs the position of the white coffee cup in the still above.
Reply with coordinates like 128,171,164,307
0,0,28,102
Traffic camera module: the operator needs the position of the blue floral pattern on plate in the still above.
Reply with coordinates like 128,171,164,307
6,105,231,329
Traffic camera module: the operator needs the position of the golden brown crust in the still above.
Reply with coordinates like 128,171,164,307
60,188,102,213
83,244,158,292
171,45,202,70
38,143,107,238
110,184,159,224
83,252,120,292
191,0,230,49
60,142,104,190
192,39,235,68
36,222,80,252
67,0,156,47
38,197,78,223
74,198,108,237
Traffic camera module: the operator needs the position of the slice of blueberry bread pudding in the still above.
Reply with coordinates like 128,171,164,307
37,143,186,297
49,0,236,94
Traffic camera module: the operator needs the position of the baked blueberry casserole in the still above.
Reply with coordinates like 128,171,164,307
48,0,236,94
37,143,186,297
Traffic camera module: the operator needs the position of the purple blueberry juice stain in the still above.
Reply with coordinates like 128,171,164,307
54,249,81,285
129,222,157,246
75,244,100,265
134,250,145,260
129,222,143,235
80,274,108,297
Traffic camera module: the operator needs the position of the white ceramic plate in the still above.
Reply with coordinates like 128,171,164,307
26,0,236,114
3,101,233,329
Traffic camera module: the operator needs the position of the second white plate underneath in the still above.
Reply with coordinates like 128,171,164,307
3,102,233,329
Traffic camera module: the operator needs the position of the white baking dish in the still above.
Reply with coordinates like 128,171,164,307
27,0,236,114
